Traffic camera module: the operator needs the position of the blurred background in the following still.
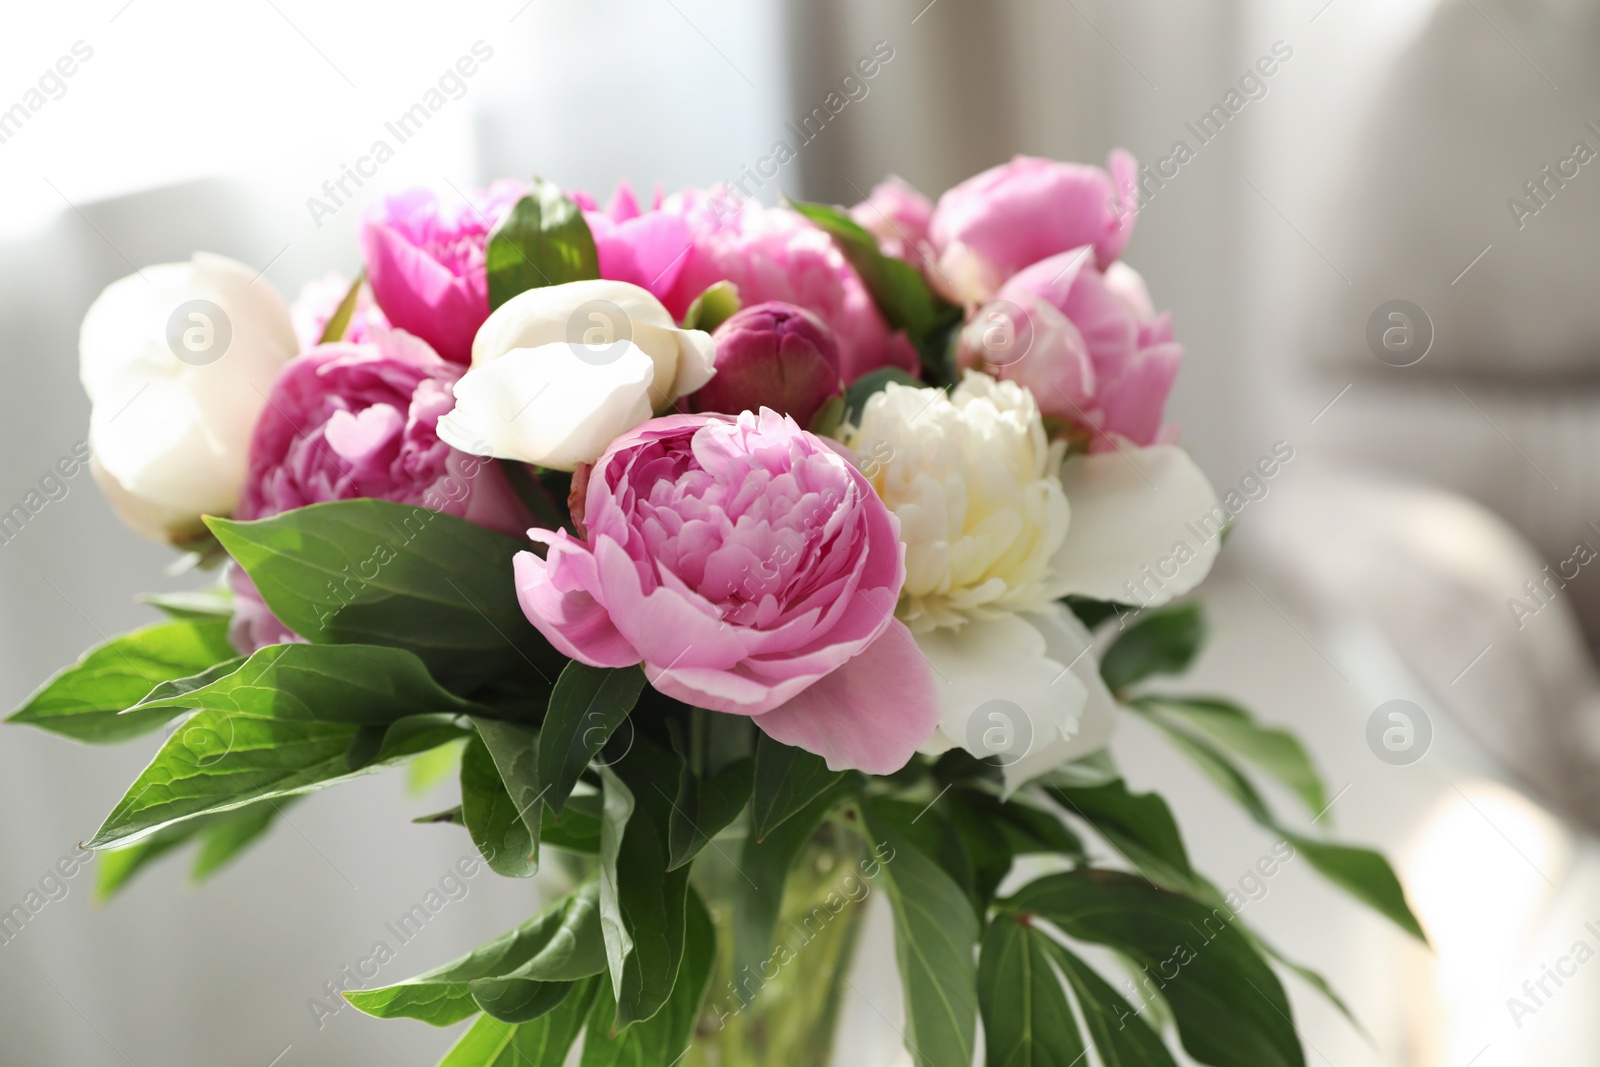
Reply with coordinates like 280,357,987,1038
3,0,1598,1063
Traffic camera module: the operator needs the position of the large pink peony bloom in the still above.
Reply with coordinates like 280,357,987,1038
960,252,1181,451
660,190,919,383
358,181,526,363
850,176,935,266
229,328,531,653
574,183,693,307
928,153,1139,304
515,409,938,773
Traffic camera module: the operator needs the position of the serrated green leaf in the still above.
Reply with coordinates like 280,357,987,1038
207,500,563,695
87,645,480,849
1004,870,1303,1067
667,756,753,871
10,619,238,742
859,797,978,1067
979,914,1090,1066
462,734,538,879
486,178,600,309
537,662,646,817
1044,939,1179,1066
597,736,692,1031
751,733,844,841
347,883,606,1026
1099,603,1206,692
580,886,714,1063
435,978,600,1067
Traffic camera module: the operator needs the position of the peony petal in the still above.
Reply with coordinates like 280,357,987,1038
1051,444,1221,607
914,613,1089,781
997,604,1118,793
438,341,656,471
754,619,939,774
514,543,641,668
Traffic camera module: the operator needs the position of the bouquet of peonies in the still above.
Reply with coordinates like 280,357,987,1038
14,155,1423,1067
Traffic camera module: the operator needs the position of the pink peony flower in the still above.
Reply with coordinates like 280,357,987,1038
228,328,531,653
289,272,388,351
689,301,843,427
574,183,694,307
960,252,1181,451
928,152,1139,304
660,190,919,383
514,409,938,773
358,181,526,363
850,176,935,265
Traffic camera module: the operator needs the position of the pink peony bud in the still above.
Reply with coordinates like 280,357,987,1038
688,301,844,426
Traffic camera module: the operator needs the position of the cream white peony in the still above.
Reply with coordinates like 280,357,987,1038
842,371,1221,790
80,252,298,544
437,279,716,471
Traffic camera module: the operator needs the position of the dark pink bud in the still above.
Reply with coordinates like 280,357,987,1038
689,301,844,426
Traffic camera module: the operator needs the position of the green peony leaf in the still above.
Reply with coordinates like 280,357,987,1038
597,735,692,1032
536,662,646,817
86,644,480,849
1098,602,1207,692
1003,869,1304,1067
679,280,741,332
10,618,238,743
207,499,564,696
859,797,979,1067
486,178,600,310
979,914,1090,1066
666,756,753,871
1044,938,1180,1065
1045,778,1197,893
732,773,860,981
1133,696,1328,819
786,196,961,382
461,733,539,879
347,882,607,1026
434,978,601,1067
580,886,714,1063
750,732,845,842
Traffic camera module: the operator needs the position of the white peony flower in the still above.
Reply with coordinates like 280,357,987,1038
80,252,298,544
437,279,716,471
842,370,1221,790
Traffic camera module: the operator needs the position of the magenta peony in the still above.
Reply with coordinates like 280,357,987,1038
514,409,938,773
928,152,1138,304
574,183,694,307
358,181,525,363
660,190,919,383
229,328,531,653
689,301,843,426
960,252,1181,451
